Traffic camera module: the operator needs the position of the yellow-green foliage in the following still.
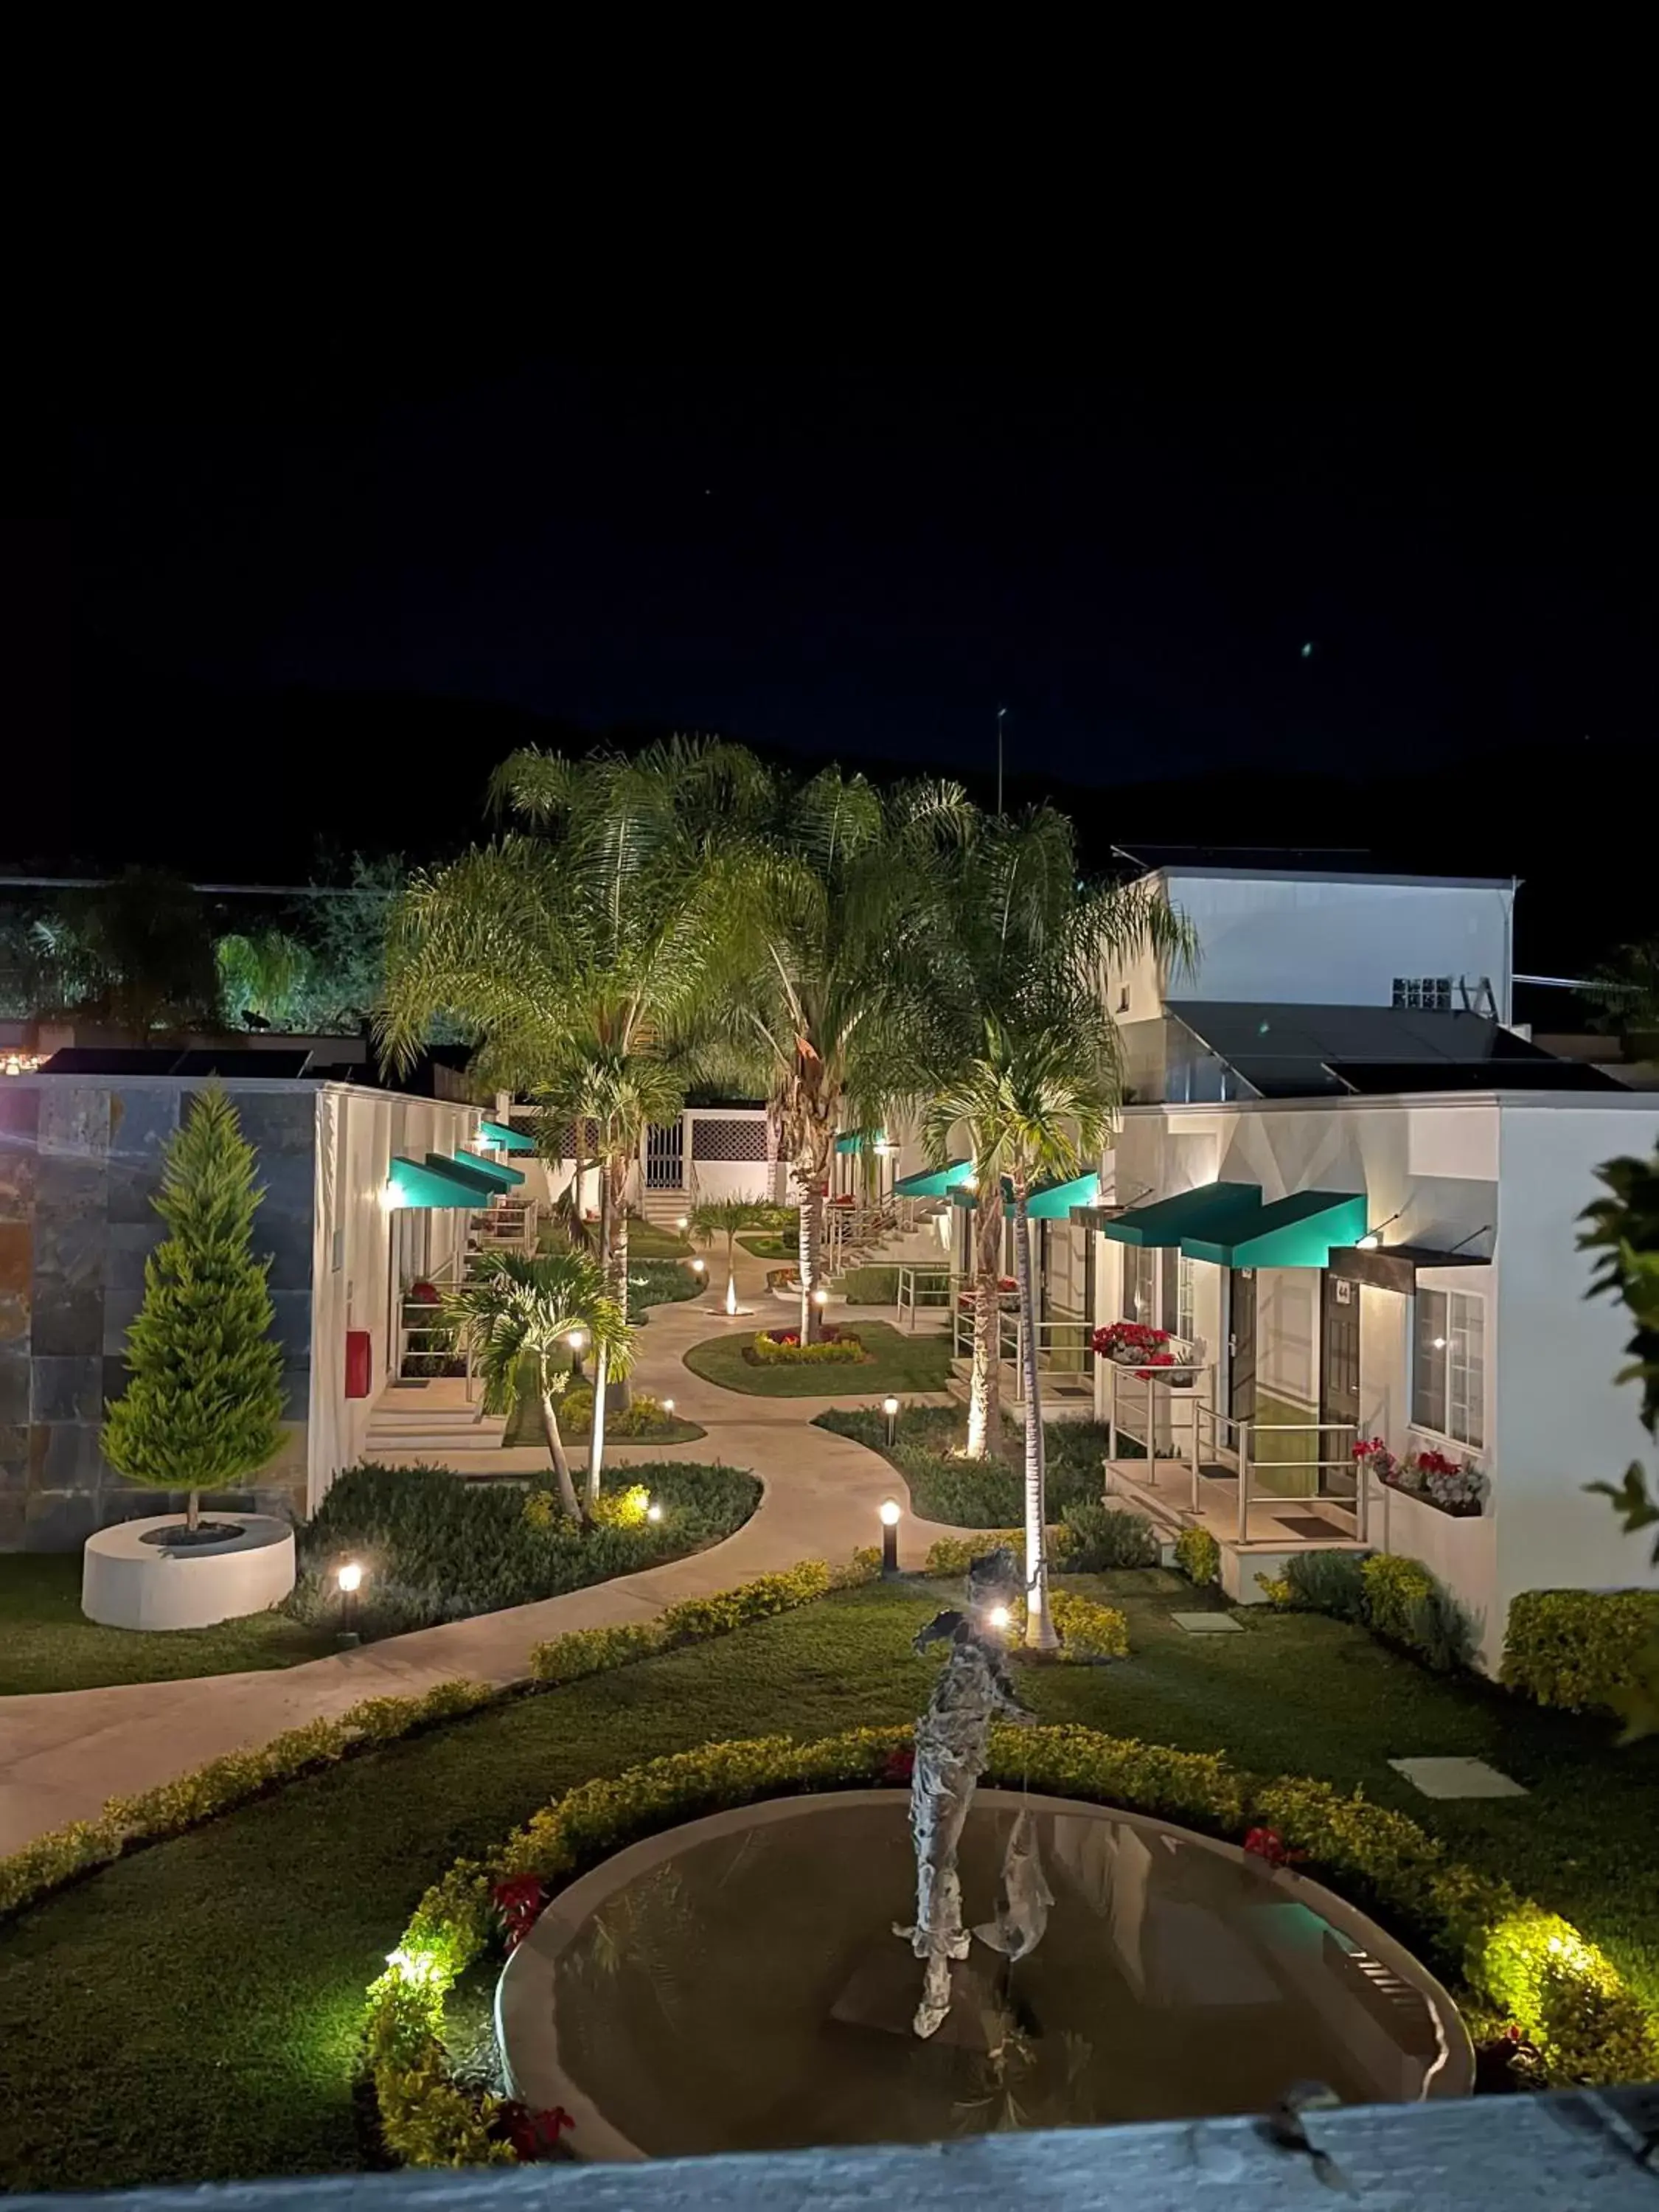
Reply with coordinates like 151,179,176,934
1175,1525,1220,1587
1047,1589,1130,1659
0,1678,496,1921
528,1556,878,1683
1360,1552,1436,1644
922,1526,1075,1578
1500,1587,1659,1714
748,1329,864,1365
366,1717,1659,2163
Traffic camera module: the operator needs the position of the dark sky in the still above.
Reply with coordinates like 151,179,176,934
42,345,1657,888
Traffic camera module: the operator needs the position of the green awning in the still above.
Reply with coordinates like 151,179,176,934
385,1156,487,1209
894,1157,975,1199
952,1169,1101,1218
835,1128,888,1155
479,1118,536,1155
1099,1182,1265,1247
1181,1189,1368,1269
435,1150,525,1192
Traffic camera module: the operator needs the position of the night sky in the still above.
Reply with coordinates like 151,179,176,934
39,348,1657,947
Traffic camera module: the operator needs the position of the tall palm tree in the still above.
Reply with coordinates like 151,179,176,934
443,1250,633,1523
689,1192,773,1312
379,738,760,1483
922,807,1192,1458
924,1009,1114,1650
730,768,971,1340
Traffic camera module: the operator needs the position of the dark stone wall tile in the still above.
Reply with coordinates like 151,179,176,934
29,1421,108,1488
229,1091,316,1157
106,1088,179,1171
31,1355,103,1422
268,1288,313,1366
108,1161,163,1226
29,1279,104,1357
0,1086,41,1141
0,1143,37,1220
0,1220,30,1297
0,1357,29,1425
33,1155,108,1227
22,1489,102,1550
0,1425,28,1489
38,1088,111,1159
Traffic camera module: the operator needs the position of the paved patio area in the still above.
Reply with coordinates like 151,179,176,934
0,1244,960,1857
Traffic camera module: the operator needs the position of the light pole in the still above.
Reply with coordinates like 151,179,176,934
337,1559,365,1644
882,1394,900,1449
879,1498,901,1577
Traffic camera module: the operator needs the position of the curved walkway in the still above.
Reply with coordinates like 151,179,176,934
0,1243,961,1856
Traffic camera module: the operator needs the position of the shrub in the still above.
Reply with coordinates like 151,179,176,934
922,1527,1077,1577
1501,1588,1659,1714
1262,1549,1472,1674
528,1555,878,1682
1362,1552,1437,1644
1046,1589,1131,1659
366,1722,1659,2162
1175,1525,1220,1587
557,1386,686,1439
746,1327,866,1366
1061,1499,1159,1570
625,1259,701,1320
835,1265,899,1305
1271,1549,1369,1624
292,1461,758,1638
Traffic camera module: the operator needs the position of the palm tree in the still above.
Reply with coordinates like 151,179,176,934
924,1009,1114,1650
379,737,761,1484
922,807,1192,1459
689,1192,773,1312
443,1250,633,1523
730,768,971,1340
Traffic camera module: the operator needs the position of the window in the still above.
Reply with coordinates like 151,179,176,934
1124,1245,1157,1323
1177,1253,1196,1343
1394,976,1453,1010
1413,1287,1484,1448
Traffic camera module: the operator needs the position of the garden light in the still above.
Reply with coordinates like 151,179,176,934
662,1397,675,1413
385,1945,442,1989
336,1559,365,1640
883,1393,900,1445
691,1258,706,1274
337,1561,364,1594
987,1604,1012,1632
676,1216,689,1231
879,1496,901,1576
567,1328,588,1349
647,1500,663,1523
813,1287,829,1306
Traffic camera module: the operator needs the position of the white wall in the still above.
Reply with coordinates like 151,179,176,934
1110,870,1514,1020
1489,1100,1659,1636
307,1086,480,1507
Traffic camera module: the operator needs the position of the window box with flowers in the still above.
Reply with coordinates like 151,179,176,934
1354,1437,1486,1519
1092,1321,1193,1385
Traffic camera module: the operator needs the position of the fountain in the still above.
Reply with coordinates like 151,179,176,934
495,1551,1472,2161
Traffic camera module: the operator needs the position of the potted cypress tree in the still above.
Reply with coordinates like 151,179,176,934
100,1085,288,1558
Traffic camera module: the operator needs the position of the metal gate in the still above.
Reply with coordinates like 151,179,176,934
644,1120,685,1191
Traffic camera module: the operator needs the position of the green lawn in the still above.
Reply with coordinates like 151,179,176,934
501,1402,706,1449
1,1575,1655,2190
737,1231,796,1259
682,1318,955,1397
624,1217,694,1259
0,1555,335,1697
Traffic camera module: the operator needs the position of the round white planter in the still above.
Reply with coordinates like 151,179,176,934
81,1514,296,1632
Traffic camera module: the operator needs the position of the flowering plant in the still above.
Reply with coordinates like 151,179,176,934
498,2102,574,2158
1242,1825,1306,1868
1092,1321,1180,1378
492,1873,547,1950
1354,1437,1486,1517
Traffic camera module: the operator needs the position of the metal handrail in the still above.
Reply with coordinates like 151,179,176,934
896,1262,952,1330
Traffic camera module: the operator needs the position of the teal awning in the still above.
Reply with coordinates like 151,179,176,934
434,1150,525,1193
951,1169,1101,1218
1181,1189,1368,1269
1099,1182,1265,1248
835,1128,888,1155
385,1156,486,1209
894,1157,975,1199
479,1118,536,1155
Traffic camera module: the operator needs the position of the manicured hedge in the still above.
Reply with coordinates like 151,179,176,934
292,1461,759,1638
1175,1526,1221,1587
1263,1549,1472,1674
529,1557,877,1683
1501,1587,1659,1716
367,1720,1659,2165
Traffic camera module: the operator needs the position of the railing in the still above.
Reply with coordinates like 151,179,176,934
397,1252,477,1400
953,1299,1095,1401
896,1263,953,1329
1101,1360,1362,1544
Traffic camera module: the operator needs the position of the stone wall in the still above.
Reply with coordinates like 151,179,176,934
0,1081,314,1551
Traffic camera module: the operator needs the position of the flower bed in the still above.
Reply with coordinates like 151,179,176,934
1092,1321,1191,1382
745,1325,868,1367
365,1724,1659,2165
1355,1436,1486,1517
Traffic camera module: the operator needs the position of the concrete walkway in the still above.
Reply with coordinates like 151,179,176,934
0,1243,962,1856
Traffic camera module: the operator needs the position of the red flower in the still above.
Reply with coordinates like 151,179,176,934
882,1744,915,1785
1242,1826,1305,1868
409,1281,440,1304
493,1873,547,1950
499,2101,575,2159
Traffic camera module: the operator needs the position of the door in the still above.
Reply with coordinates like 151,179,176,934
1228,1269,1257,1424
644,1120,685,1191
1320,1270,1360,1496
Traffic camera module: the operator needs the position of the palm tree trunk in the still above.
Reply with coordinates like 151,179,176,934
586,1341,608,1505
965,1186,1006,1458
724,1228,740,1314
1012,1179,1057,1651
538,1363,583,1521
608,1159,633,1412
797,1163,828,1342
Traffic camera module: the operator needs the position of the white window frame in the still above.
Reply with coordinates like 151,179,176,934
1411,1284,1485,1450
1176,1253,1196,1343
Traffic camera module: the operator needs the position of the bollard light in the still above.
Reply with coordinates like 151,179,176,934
566,1328,588,1350
676,1216,690,1232
336,1559,365,1641
987,1603,1012,1632
690,1257,706,1274
662,1397,675,1414
812,1287,829,1307
337,1561,364,1594
882,1394,900,1447
879,1497,901,1576
647,1500,663,1523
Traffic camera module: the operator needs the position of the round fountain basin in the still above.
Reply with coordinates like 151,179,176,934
496,1787,1470,2161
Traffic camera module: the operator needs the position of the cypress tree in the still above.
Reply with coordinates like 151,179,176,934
102,1085,286,1531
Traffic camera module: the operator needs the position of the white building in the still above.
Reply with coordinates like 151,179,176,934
1021,849,1656,1666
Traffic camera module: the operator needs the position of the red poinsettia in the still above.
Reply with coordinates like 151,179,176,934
493,1873,548,1950
1242,1826,1306,1868
882,1744,915,1786
408,1280,440,1304
498,2101,576,2159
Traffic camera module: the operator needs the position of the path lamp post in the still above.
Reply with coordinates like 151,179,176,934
883,1394,900,1448
879,1498,901,1577
337,1559,365,1643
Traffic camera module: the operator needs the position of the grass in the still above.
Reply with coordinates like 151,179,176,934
624,1217,694,1259
0,1555,335,1697
815,1402,1118,1523
2,1573,1656,2190
682,1318,955,1397
737,1231,796,1259
501,1395,705,1449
